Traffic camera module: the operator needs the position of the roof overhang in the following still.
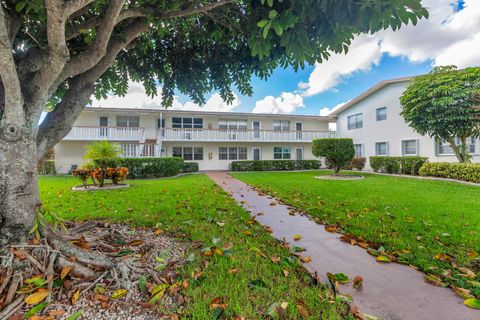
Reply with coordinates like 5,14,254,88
329,76,412,117
83,107,336,121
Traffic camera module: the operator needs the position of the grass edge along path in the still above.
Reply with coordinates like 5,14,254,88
39,175,354,319
230,170,480,306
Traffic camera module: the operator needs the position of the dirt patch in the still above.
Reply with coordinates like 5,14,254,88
0,222,190,320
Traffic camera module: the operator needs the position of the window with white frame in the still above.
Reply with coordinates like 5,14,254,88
218,120,247,130
274,147,291,159
172,146,203,160
375,142,388,156
468,137,476,154
116,115,139,127
402,139,418,155
376,107,387,121
172,117,203,129
219,147,247,160
273,120,290,131
353,144,363,157
437,137,477,155
347,113,362,130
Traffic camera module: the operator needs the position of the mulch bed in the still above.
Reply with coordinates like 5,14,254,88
0,222,191,320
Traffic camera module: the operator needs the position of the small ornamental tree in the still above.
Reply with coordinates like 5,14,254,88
83,140,122,187
400,66,480,163
312,138,355,176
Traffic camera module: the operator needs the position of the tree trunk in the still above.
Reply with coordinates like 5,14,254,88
333,165,341,176
0,125,39,245
100,162,106,187
448,137,471,163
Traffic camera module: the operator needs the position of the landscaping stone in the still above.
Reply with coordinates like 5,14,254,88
72,184,130,191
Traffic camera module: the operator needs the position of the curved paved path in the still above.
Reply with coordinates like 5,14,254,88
207,171,479,320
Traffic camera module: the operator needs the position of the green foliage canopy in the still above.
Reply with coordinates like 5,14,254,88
400,66,480,162
84,140,123,165
5,0,429,109
312,138,354,175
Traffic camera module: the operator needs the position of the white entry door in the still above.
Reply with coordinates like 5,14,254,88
295,147,303,160
99,116,109,138
253,121,261,139
253,147,261,161
295,122,303,140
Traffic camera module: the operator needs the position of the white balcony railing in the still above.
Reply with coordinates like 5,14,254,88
64,126,145,142
120,143,161,158
161,128,336,142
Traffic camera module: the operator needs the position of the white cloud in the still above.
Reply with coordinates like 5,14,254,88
90,82,240,112
252,92,305,114
319,100,350,116
299,0,480,97
300,35,382,96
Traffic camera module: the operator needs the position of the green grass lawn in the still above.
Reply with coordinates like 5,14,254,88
231,170,480,297
40,175,352,319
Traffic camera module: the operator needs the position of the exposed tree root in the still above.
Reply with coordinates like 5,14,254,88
0,221,189,319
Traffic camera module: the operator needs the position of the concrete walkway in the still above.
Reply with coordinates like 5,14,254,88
207,172,479,320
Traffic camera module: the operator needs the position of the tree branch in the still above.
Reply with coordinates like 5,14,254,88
37,79,94,159
0,6,24,125
24,0,69,108
159,0,236,19
65,0,236,41
37,18,150,158
60,0,126,81
66,16,99,40
63,0,96,17
7,11,21,45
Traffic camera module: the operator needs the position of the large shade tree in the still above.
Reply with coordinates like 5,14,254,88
0,0,428,244
400,66,480,163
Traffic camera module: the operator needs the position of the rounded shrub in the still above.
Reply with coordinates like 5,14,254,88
312,138,355,175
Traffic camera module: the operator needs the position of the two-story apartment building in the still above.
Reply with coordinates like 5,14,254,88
332,77,480,167
55,107,336,173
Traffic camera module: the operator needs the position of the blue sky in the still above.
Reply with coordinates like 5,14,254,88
228,56,433,115
91,0,479,116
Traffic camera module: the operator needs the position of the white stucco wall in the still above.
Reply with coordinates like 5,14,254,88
54,109,331,173
161,141,316,171
336,81,480,168
55,141,90,174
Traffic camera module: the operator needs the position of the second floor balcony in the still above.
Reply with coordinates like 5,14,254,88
63,126,336,143
64,126,145,142
161,128,336,142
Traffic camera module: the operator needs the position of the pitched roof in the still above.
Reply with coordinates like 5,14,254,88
329,76,412,117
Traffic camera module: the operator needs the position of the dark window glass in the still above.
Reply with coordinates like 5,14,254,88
183,147,193,160
194,147,203,160
228,147,238,160
172,146,183,158
172,117,182,128
219,147,228,160
239,147,247,160
193,118,203,128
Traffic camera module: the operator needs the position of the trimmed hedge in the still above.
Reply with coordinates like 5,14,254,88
419,162,480,183
182,162,199,173
38,160,56,175
326,157,366,171
98,157,184,179
370,156,428,175
230,160,321,171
